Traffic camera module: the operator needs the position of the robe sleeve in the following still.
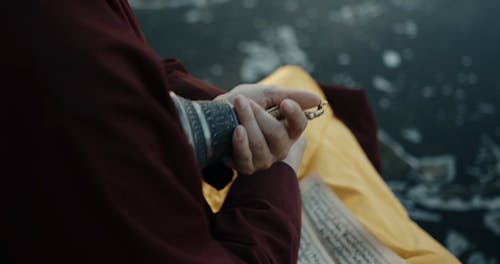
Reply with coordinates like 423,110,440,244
161,58,227,100
0,1,301,263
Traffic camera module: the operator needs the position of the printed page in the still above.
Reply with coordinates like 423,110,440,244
299,212,337,263
298,174,405,264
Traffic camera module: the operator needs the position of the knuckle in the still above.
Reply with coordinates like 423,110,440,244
256,161,272,171
247,167,256,175
263,159,273,169
239,154,252,166
277,148,289,160
241,169,251,175
253,155,271,171
253,158,264,170
265,153,275,168
262,86,274,96
263,85,282,97
241,165,254,175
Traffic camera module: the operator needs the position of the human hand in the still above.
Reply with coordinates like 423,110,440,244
215,84,320,174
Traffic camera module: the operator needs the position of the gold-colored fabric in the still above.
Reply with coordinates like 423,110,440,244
203,66,460,264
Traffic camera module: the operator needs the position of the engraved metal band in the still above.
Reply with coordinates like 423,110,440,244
224,100,235,109
169,92,194,147
192,101,213,160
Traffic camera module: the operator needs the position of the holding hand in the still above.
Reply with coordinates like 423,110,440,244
215,84,320,175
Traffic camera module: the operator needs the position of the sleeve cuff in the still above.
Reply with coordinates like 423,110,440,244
223,162,301,222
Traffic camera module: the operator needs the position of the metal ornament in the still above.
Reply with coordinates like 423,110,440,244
266,100,328,120
169,92,239,169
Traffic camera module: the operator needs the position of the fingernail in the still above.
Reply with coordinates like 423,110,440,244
234,125,244,141
282,99,294,114
236,96,249,109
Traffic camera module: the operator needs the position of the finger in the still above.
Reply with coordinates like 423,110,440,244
231,125,254,174
280,99,308,140
233,96,273,170
250,100,290,160
261,85,321,110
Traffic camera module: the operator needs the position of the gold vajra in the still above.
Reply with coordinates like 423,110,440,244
266,100,328,120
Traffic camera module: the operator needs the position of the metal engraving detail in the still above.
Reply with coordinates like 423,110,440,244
169,92,238,168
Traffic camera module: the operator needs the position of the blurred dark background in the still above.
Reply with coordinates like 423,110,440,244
131,0,500,262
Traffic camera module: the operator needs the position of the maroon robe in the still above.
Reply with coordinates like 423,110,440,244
0,1,382,263
0,1,301,263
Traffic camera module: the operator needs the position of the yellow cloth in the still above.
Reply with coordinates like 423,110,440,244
203,66,460,264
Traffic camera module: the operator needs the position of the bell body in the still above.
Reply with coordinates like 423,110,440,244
169,92,239,169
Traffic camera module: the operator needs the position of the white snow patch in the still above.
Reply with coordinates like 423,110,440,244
130,0,229,9
408,186,500,211
401,127,423,144
391,0,421,11
484,210,500,236
239,25,312,82
284,0,299,12
378,130,420,168
421,86,436,98
467,251,497,264
380,130,500,219
331,73,359,87
417,156,456,184
445,229,470,257
238,43,280,82
409,209,442,222
337,53,352,66
329,2,385,25
394,20,419,39
382,50,402,68
372,75,396,93
467,135,500,184
185,9,214,24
